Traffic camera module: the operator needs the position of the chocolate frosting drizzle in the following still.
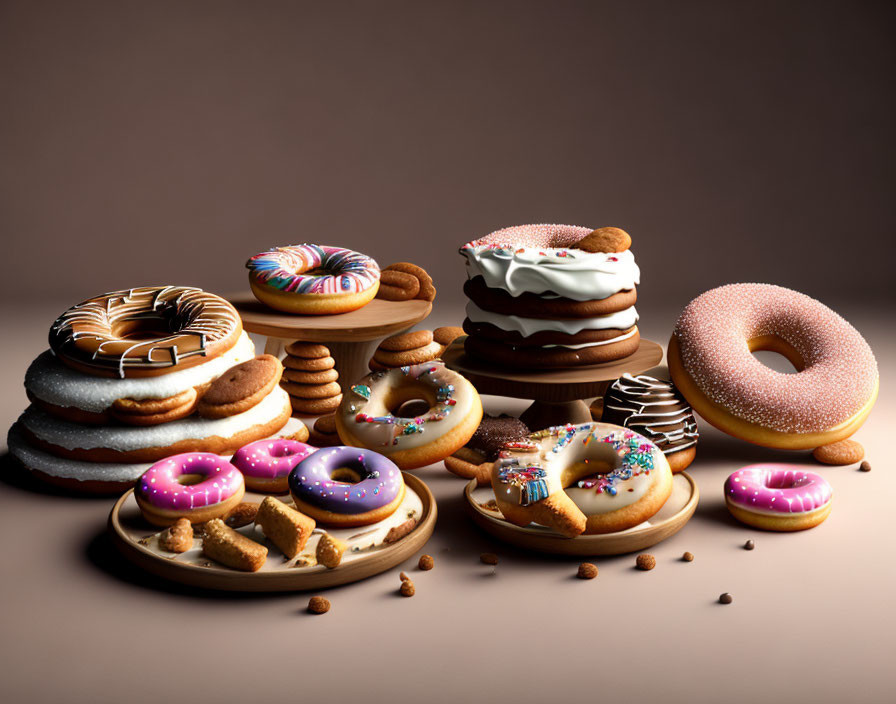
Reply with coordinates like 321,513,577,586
601,374,698,453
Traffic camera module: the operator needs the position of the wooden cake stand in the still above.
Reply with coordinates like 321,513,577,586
227,293,432,385
441,338,664,430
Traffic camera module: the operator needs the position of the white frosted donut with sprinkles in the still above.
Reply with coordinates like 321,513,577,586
724,464,833,531
247,244,380,314
335,361,483,469
669,283,878,449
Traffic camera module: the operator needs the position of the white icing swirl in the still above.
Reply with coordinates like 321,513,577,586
26,332,256,413
465,302,638,337
462,247,640,301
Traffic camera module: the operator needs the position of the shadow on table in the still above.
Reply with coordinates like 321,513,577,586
0,451,105,499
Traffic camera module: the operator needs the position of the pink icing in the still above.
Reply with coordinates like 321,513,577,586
462,224,592,250
725,464,832,514
231,439,317,480
674,283,877,433
136,453,244,511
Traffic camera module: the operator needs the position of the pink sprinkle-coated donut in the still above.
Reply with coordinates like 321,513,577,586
725,464,832,516
673,284,877,434
232,439,317,484
462,224,592,250
136,453,244,511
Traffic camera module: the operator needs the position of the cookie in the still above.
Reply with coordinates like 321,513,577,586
433,326,465,346
197,355,283,419
285,342,331,359
111,387,200,426
372,341,443,367
376,270,420,301
283,355,336,372
464,277,637,319
812,439,865,465
280,381,343,399
573,226,632,253
282,368,339,385
384,262,436,301
255,496,316,558
289,394,343,416
309,413,341,446
379,330,433,352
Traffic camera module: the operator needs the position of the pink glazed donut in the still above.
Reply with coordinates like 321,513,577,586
135,452,246,527
231,439,317,493
724,464,833,531
669,283,878,449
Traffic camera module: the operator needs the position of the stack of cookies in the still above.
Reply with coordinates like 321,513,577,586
281,342,343,416
369,327,465,371
375,262,437,302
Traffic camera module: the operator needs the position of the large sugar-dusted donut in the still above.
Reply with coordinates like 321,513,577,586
669,284,878,449
246,244,380,314
49,286,243,379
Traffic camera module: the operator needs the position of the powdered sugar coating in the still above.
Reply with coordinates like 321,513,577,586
463,224,592,249
674,284,877,433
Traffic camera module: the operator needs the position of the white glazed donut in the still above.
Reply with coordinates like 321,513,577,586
335,361,483,469
491,422,673,537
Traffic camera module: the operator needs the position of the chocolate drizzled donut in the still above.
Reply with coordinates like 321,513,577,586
601,374,698,454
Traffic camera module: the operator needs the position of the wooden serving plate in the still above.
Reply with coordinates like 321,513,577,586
109,473,436,591
464,472,698,556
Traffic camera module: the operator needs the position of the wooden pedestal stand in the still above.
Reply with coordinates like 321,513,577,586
441,338,664,430
227,293,432,385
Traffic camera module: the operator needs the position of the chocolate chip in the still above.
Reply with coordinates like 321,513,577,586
577,562,598,579
744,540,755,550
719,593,733,604
682,551,694,562
860,461,872,472
307,596,330,614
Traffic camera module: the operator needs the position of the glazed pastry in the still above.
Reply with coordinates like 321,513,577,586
459,224,641,368
288,446,405,526
49,286,243,378
335,361,483,469
246,244,380,314
444,414,530,485
668,284,878,449
598,374,698,472
724,464,833,531
491,423,672,537
135,452,246,527
231,438,317,493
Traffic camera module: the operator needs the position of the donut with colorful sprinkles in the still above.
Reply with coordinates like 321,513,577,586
724,464,833,531
288,446,405,527
135,452,245,527
335,361,483,469
246,244,380,314
490,422,672,537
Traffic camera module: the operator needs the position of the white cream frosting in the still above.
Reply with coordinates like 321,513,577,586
462,246,640,301
465,301,638,337
20,386,291,452
542,328,639,349
26,332,256,413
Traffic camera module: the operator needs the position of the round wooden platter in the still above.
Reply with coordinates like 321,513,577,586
464,472,698,556
227,292,432,383
108,473,436,592
443,337,664,429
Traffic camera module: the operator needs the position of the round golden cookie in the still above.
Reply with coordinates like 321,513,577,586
283,355,336,372
812,439,864,465
385,262,436,301
285,341,331,359
379,330,433,352
197,355,283,419
433,326,465,346
282,368,339,384
368,357,388,372
309,413,341,446
573,227,632,253
289,394,343,416
372,341,443,367
376,270,421,301
281,381,343,399
111,387,200,426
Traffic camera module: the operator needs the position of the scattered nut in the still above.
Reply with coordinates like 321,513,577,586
400,580,416,597
418,554,434,571
480,552,499,565
399,571,411,582
859,460,872,472
577,562,598,579
682,551,695,562
635,553,656,571
719,592,733,605
307,596,330,614
316,533,347,569
744,539,755,550
384,517,418,543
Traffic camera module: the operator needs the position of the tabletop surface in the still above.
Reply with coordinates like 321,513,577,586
1,301,893,704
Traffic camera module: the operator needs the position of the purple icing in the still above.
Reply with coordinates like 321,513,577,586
288,446,403,514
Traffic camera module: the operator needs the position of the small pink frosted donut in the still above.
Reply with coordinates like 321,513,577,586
724,464,833,531
669,283,878,449
135,452,245,527
231,439,317,493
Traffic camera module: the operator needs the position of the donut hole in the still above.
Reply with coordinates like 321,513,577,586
112,314,173,341
558,444,622,489
394,399,431,418
269,444,298,458
382,385,437,420
330,467,363,484
177,473,206,486
748,335,805,374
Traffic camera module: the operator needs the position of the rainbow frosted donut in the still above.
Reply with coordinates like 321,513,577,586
135,452,245,527
669,284,878,449
491,422,673,537
232,438,317,493
724,464,833,531
288,446,405,527
246,244,380,314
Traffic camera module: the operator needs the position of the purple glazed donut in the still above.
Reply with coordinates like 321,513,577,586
288,446,405,527
232,438,318,493
724,464,833,531
135,452,245,527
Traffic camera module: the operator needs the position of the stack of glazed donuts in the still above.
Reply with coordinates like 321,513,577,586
280,342,343,416
8,286,305,494
460,225,641,369
369,327,465,371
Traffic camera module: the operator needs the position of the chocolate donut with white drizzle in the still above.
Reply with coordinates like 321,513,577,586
598,374,698,472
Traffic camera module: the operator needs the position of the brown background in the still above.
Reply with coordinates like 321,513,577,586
1,2,895,704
